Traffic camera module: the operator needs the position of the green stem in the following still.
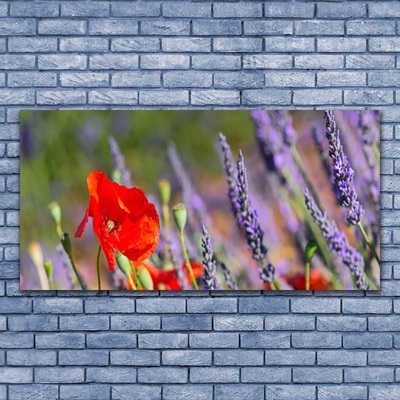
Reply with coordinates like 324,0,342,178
306,262,310,291
179,230,198,290
48,277,55,291
129,260,142,290
372,143,380,163
162,204,170,264
96,245,102,291
67,254,85,290
357,222,380,265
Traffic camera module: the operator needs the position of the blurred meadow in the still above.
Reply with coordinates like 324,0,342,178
20,110,380,291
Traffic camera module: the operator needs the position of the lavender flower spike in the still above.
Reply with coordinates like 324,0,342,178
303,188,369,290
324,110,365,225
201,226,221,290
108,136,132,187
220,262,238,290
236,151,275,284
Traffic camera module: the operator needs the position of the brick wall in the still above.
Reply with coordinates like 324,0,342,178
0,1,399,399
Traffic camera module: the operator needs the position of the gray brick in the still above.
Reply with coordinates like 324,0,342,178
243,54,292,70
9,37,57,53
6,175,20,191
110,350,160,366
60,72,109,88
239,297,289,313
265,385,316,400
9,385,58,400
0,367,32,383
214,315,263,331
90,54,138,70
345,367,393,383
382,160,394,175
90,19,138,35
342,299,391,314
369,350,400,366
369,316,400,331
347,20,395,36
293,367,342,383
163,2,210,18
318,38,366,53
370,38,400,52
87,332,136,349
163,385,212,400
140,21,189,36
244,21,293,36
242,89,291,106
296,55,344,69
215,385,264,400
111,38,160,52
89,90,138,105
112,2,160,17
8,72,56,88
191,90,240,106
346,89,393,105
141,54,189,69
265,37,314,52
7,349,56,366
60,385,110,400
10,2,59,17
0,19,36,35
8,315,57,331
39,19,86,35
163,71,211,88
318,71,366,87
138,367,187,383
214,38,262,53
343,333,392,349
292,298,340,313
62,2,110,17
193,20,241,36
6,143,19,158
162,38,210,52
369,2,400,18
189,332,238,348
0,55,35,70
86,367,136,383
38,54,87,70
370,71,400,87
35,367,84,383
294,89,342,105
60,38,108,52
317,316,366,331
215,349,263,366
292,332,341,348
139,90,188,105
266,71,314,88
265,315,314,331
59,350,109,366
317,3,366,18
318,385,367,400
112,385,161,400
241,332,290,349
111,315,160,330
295,20,344,36
192,55,241,70
187,298,237,313
162,315,211,331
242,367,291,383
265,2,314,18
33,298,82,313
318,350,366,366
139,333,187,349
60,315,109,331
162,350,211,366
0,333,33,348
0,297,31,313
85,298,135,313
37,90,86,105
265,350,315,365
213,3,262,18
346,55,395,69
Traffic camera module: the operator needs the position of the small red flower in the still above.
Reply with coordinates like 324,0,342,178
127,261,204,290
283,269,330,290
75,171,160,271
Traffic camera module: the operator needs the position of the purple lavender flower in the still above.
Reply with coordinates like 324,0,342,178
201,226,221,290
303,188,369,290
220,262,238,290
324,110,365,225
108,136,132,188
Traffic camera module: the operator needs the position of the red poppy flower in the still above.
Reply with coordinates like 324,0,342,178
127,261,204,290
283,269,330,290
75,171,160,271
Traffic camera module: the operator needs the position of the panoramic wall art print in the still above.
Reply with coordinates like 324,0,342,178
20,110,381,291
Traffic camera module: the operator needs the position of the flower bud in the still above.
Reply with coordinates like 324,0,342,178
305,241,318,263
44,258,53,278
28,241,44,269
158,179,171,205
48,201,62,235
136,265,154,290
173,203,187,232
116,252,131,277
60,232,72,255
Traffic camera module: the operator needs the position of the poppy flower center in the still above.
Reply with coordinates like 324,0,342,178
105,217,120,234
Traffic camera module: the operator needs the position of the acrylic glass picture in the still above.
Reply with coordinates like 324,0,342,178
20,110,380,291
